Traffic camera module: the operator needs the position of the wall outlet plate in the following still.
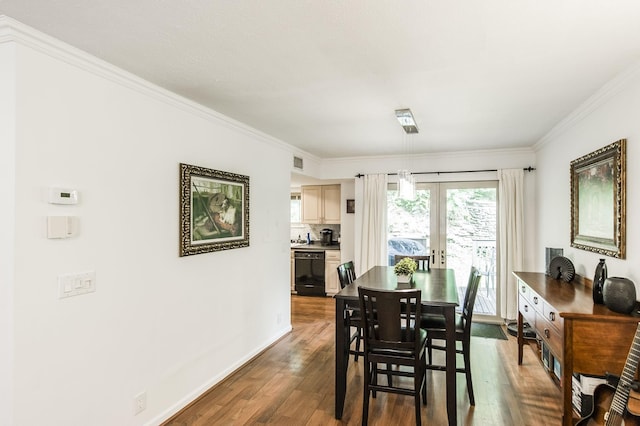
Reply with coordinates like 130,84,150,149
133,391,147,415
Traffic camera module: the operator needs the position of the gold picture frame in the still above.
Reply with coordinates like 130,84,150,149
179,163,249,256
570,139,626,258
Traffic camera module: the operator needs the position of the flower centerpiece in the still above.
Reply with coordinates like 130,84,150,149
394,257,418,284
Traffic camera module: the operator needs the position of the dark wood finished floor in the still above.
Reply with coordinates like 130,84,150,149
164,295,562,425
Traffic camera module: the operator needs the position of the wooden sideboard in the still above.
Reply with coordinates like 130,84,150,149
514,271,640,425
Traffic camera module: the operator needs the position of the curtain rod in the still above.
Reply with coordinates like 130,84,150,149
355,166,536,178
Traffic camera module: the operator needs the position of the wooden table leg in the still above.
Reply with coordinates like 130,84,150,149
517,311,524,365
335,298,349,419
444,306,457,426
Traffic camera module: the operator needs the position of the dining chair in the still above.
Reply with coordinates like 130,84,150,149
420,266,481,405
359,287,427,426
394,254,430,271
337,261,362,360
337,261,357,287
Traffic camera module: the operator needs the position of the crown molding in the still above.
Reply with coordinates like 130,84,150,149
0,15,305,156
327,146,535,164
534,60,640,151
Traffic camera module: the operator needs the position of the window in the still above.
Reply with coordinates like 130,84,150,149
290,193,301,224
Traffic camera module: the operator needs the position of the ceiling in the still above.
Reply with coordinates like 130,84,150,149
2,1,640,159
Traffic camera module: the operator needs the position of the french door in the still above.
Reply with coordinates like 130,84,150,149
387,181,498,319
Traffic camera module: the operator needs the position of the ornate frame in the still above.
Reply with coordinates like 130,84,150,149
570,139,626,258
179,163,249,256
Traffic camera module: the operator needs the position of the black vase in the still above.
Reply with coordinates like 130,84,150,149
592,259,607,304
603,277,637,314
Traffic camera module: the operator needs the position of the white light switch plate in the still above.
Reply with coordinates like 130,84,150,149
58,271,96,299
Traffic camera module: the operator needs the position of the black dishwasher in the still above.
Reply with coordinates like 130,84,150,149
294,251,326,296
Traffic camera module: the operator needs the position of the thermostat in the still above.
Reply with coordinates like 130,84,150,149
48,187,78,205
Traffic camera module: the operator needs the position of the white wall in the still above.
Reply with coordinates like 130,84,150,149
3,21,292,426
535,64,640,287
0,39,17,424
339,180,356,264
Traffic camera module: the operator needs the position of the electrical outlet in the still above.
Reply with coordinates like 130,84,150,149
133,391,146,415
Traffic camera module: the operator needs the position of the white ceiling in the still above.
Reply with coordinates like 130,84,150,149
2,1,640,159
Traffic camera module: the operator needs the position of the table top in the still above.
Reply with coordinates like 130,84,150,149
335,266,459,307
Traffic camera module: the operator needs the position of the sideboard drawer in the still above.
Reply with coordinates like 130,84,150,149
519,282,530,300
535,315,563,359
542,300,563,334
529,288,543,312
519,294,537,326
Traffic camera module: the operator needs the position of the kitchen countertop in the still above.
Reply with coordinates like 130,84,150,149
291,242,341,250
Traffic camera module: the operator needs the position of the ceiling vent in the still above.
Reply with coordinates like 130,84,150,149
293,156,304,170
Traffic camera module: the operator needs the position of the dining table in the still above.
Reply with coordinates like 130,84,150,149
334,265,460,426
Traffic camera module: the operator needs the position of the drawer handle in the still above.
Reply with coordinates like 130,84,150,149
521,285,526,293
524,305,529,313
548,312,555,321
544,329,550,338
533,296,539,304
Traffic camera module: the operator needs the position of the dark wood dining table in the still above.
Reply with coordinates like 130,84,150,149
334,266,459,425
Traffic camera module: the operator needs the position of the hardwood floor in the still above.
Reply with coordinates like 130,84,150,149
164,295,562,425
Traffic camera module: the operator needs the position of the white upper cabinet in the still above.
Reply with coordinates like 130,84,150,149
301,184,341,224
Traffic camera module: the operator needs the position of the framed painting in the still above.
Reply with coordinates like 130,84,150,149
346,199,355,214
179,163,249,256
570,139,626,258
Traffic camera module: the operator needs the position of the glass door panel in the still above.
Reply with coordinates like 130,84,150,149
440,182,498,318
387,181,498,319
386,183,436,266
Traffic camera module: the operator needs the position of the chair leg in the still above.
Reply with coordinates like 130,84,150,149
371,363,378,398
414,386,422,426
354,329,361,362
414,363,423,426
421,359,427,405
427,337,433,364
463,341,475,405
363,359,370,426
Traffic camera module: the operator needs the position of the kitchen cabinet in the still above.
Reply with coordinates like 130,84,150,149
301,184,341,224
325,250,341,295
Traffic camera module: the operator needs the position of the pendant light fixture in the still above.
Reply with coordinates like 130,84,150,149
395,108,418,200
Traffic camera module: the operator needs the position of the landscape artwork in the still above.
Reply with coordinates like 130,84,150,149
570,139,626,258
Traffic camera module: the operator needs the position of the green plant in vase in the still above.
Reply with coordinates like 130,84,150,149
394,257,418,284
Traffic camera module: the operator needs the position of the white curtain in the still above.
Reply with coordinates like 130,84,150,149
356,173,388,274
498,169,524,320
